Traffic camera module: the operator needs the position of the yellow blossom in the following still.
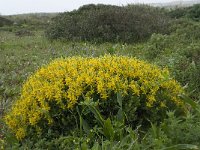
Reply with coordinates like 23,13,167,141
4,55,184,140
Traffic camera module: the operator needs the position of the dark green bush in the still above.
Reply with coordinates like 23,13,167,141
46,4,170,43
167,4,200,21
0,16,13,27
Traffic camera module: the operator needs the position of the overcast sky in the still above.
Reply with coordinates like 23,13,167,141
0,0,189,15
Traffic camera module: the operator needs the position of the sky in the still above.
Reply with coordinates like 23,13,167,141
0,0,189,15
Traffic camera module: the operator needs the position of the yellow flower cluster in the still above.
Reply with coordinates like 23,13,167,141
4,55,184,140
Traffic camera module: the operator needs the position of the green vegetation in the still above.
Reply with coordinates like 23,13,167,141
1,3,200,149
6,13,57,28
46,4,170,43
143,19,200,100
168,4,200,21
0,16,13,27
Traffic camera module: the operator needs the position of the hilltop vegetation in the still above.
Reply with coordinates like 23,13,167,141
151,0,200,8
6,13,58,26
0,13,57,32
168,4,200,21
1,3,200,149
46,4,170,43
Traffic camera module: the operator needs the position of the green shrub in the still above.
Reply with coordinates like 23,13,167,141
144,20,200,100
162,111,200,146
46,4,170,43
173,44,200,100
167,4,200,21
0,16,13,27
144,33,174,59
145,19,200,59
187,4,200,21
9,111,200,149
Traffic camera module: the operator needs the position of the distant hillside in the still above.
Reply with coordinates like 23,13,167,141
4,13,58,25
151,0,200,8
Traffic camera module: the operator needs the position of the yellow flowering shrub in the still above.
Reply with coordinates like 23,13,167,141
5,55,184,140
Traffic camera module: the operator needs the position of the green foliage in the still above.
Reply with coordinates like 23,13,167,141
167,4,200,21
0,16,13,27
144,33,173,59
187,4,200,21
5,13,57,30
144,20,200,100
6,107,200,149
161,111,200,146
46,4,170,43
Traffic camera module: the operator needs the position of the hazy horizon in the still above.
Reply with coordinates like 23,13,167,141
0,0,195,15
